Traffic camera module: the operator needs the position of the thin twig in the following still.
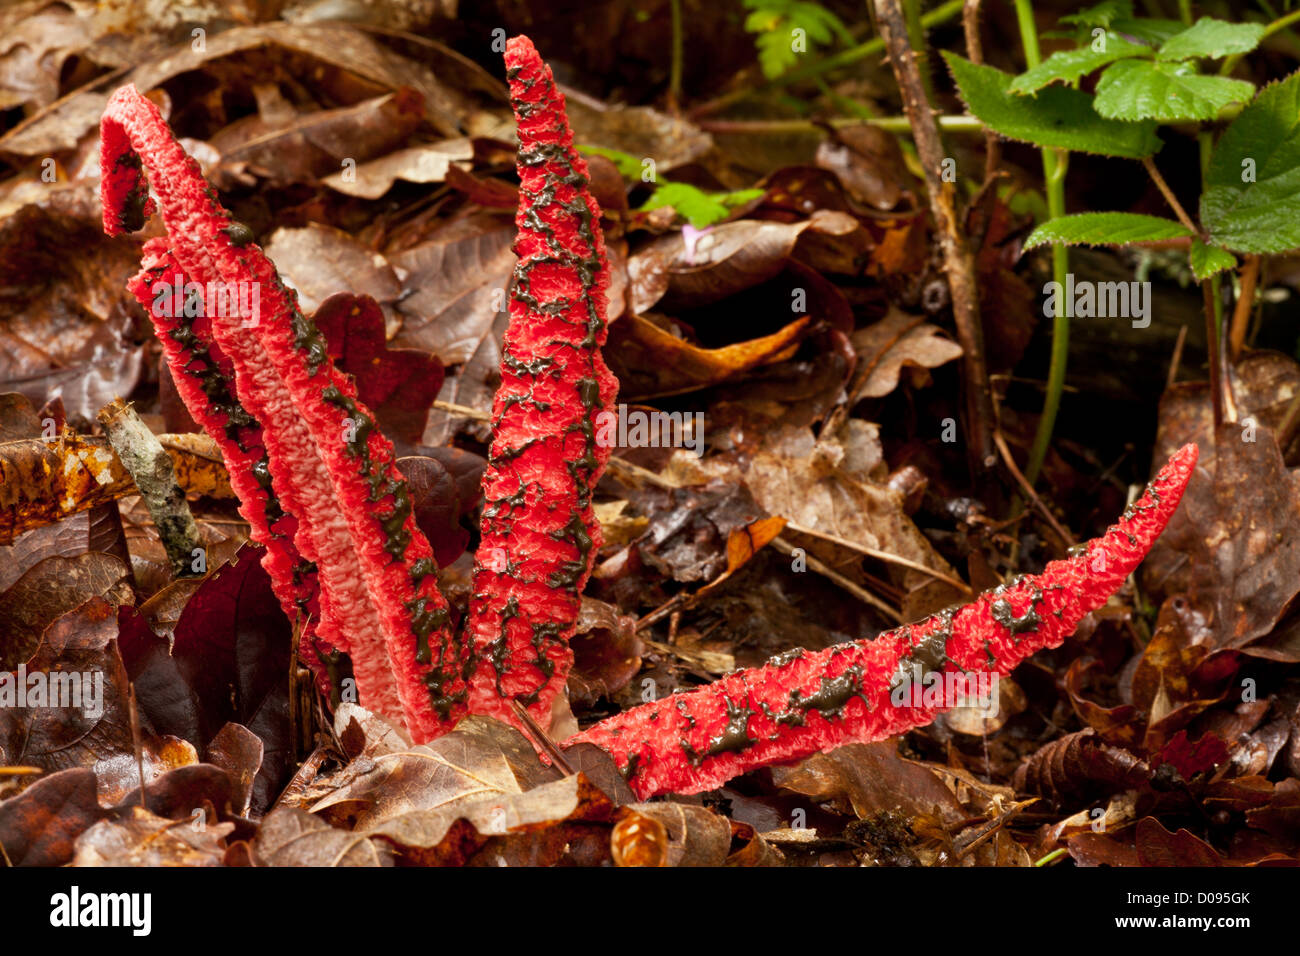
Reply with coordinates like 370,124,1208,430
962,0,1002,185
771,535,903,622
642,637,734,674
1228,254,1260,360
635,592,690,632
1166,323,1187,389
1202,280,1228,429
874,0,996,474
1142,156,1198,233
1276,390,1300,456
696,115,985,135
993,430,1076,549
783,519,972,594
128,684,146,810
668,0,683,110
432,399,491,421
511,700,577,775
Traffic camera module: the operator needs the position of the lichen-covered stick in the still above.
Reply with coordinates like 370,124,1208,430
570,444,1198,798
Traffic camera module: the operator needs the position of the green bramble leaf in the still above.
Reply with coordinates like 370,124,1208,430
1060,1,1133,29
1157,17,1264,61
1188,239,1237,280
640,183,764,228
1110,18,1188,46
577,145,644,180
1094,59,1254,121
943,52,1160,158
1009,33,1150,95
1201,71,1300,254
1025,212,1193,249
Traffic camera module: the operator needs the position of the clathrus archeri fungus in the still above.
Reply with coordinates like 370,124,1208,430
574,444,1197,797
100,36,1195,797
99,35,614,743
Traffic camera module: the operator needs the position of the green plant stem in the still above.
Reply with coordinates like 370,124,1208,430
901,0,937,106
1177,0,1193,26
1015,0,1069,487
1029,150,1070,486
697,114,984,134
1195,126,1234,428
689,0,965,118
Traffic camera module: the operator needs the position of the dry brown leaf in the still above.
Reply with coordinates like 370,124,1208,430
0,433,134,543
850,306,963,400
607,312,811,400
741,423,963,614
323,139,474,198
613,801,732,866
214,89,429,188
263,224,402,317
73,805,233,866
254,807,393,867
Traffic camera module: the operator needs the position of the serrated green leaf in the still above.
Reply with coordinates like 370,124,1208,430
577,145,643,180
1024,212,1193,249
1095,59,1254,121
1061,1,1133,29
1201,71,1300,254
943,52,1161,158
1188,240,1237,280
640,183,763,228
1157,17,1264,61
1009,34,1150,95
1111,18,1187,46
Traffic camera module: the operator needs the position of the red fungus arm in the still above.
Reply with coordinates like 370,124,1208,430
570,444,1198,798
101,86,455,740
127,241,341,682
462,36,618,727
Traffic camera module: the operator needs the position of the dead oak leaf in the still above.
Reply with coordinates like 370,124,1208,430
309,720,523,831
254,807,393,867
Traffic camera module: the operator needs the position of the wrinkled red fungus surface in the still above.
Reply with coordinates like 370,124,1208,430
102,86,454,741
461,35,618,727
569,444,1198,798
125,242,335,680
